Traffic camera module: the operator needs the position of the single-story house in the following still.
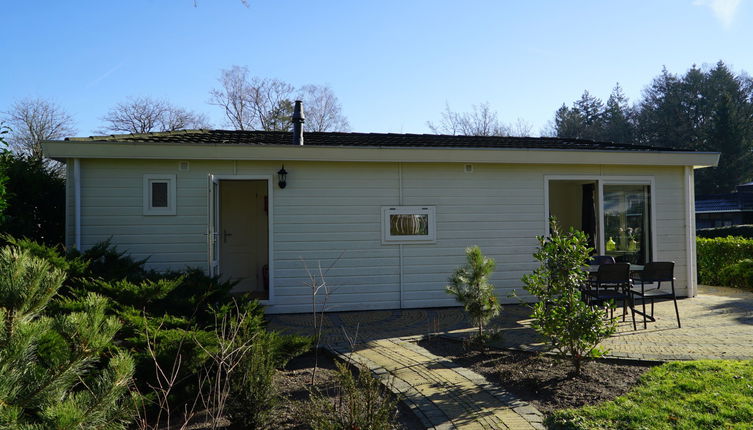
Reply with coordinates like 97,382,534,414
695,182,753,229
43,123,719,314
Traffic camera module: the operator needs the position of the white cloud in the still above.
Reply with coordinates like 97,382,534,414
694,0,742,28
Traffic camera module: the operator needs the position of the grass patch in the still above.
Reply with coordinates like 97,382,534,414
549,360,753,430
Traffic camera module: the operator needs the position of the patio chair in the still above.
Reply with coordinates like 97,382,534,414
589,255,616,265
631,261,680,329
584,255,616,291
583,262,636,330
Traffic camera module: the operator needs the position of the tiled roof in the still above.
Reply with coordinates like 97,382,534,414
65,129,686,152
696,192,753,213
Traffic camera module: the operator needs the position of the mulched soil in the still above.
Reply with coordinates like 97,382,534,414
272,349,425,429
419,337,658,415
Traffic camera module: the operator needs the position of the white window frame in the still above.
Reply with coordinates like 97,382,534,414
543,175,657,263
143,174,177,215
381,206,436,244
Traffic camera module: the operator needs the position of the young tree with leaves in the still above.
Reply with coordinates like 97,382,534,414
522,219,616,375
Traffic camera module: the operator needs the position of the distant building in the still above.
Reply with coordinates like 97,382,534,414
696,182,753,229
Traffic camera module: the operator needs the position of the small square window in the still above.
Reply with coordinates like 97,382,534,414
382,206,436,244
151,182,168,208
143,174,176,215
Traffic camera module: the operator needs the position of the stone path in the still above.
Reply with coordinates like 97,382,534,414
268,285,753,361
332,338,544,430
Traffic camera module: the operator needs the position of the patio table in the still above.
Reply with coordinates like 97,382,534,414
588,264,644,273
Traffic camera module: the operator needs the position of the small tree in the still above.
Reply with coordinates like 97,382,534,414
522,219,616,374
446,246,501,337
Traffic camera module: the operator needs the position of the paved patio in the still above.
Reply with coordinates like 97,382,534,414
267,285,753,429
267,285,753,361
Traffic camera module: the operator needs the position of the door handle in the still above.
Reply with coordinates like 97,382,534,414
223,230,232,243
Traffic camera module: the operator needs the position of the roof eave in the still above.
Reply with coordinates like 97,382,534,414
41,140,721,168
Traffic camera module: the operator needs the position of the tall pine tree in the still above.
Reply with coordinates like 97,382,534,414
553,62,753,193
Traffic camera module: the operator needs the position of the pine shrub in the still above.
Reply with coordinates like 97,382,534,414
446,245,501,337
0,246,135,428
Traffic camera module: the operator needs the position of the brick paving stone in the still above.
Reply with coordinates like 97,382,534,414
268,286,753,428
331,338,539,429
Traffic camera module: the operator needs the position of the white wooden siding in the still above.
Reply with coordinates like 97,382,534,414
75,159,691,314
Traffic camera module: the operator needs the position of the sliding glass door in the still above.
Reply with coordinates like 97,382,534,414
602,184,652,264
547,177,655,265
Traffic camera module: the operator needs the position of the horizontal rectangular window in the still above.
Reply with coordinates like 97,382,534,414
143,174,176,215
382,206,436,244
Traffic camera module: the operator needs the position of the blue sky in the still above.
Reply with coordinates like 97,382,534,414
3,0,752,137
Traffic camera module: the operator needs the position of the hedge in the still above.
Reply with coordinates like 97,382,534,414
697,225,753,239
718,259,753,290
696,236,753,286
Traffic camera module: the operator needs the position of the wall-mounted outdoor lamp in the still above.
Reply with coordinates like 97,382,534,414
277,165,288,189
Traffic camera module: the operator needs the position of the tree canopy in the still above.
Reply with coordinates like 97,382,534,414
99,96,211,134
552,62,753,193
209,66,349,132
2,98,76,159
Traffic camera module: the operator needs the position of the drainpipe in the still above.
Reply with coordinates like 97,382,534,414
292,100,305,145
73,158,81,249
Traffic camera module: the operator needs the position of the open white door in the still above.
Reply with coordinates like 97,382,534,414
207,174,220,277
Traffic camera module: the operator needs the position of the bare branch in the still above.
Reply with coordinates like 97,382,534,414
427,102,512,136
298,84,350,132
99,96,211,134
3,97,76,158
209,66,350,132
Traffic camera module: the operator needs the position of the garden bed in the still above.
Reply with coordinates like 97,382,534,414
418,337,657,415
271,349,425,429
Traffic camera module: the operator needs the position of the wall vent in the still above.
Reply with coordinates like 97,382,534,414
179,161,190,171
464,164,473,173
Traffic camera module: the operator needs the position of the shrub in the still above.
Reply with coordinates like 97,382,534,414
0,125,10,220
697,224,753,239
0,246,135,428
446,246,501,337
227,330,279,429
307,361,398,430
1,234,89,277
718,259,753,290
2,236,313,424
522,219,617,375
0,153,65,246
696,236,753,285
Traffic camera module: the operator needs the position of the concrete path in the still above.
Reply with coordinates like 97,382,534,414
332,338,544,430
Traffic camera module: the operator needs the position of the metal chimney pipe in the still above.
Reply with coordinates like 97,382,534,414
292,100,305,146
